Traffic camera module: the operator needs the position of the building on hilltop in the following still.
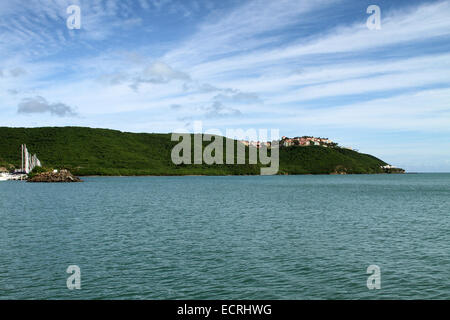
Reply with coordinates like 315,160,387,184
280,136,334,147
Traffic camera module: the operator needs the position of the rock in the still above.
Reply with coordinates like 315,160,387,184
27,169,82,183
382,167,405,174
331,165,348,175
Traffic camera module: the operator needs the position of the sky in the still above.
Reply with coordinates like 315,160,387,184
0,0,449,172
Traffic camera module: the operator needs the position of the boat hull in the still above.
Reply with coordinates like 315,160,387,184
0,173,27,181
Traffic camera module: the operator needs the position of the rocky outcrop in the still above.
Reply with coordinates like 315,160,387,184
27,169,82,183
382,167,405,174
331,165,348,175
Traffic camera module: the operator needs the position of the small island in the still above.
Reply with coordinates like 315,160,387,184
27,169,82,183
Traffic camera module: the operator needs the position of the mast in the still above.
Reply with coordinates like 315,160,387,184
24,145,29,173
20,144,42,173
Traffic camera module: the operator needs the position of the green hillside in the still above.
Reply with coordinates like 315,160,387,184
0,127,387,176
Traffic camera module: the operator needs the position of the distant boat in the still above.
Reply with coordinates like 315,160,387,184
0,172,27,181
0,143,41,181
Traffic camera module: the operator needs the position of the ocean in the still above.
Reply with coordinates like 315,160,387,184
0,174,449,299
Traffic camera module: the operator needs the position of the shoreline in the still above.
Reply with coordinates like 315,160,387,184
79,172,414,178
7,172,442,181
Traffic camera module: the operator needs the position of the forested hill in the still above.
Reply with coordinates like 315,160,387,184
0,127,388,176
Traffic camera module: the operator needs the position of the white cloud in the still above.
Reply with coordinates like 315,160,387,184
165,0,339,67
274,88,450,132
204,101,242,119
186,1,450,79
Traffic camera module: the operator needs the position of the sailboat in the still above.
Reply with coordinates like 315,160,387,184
0,144,40,181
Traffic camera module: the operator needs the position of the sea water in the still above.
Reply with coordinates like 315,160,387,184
0,174,449,299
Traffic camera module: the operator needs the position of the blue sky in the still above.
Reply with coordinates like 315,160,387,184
1,0,449,172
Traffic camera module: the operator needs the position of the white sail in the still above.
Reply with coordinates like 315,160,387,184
21,144,42,173
24,146,29,173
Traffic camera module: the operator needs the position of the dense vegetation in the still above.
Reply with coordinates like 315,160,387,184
27,166,48,179
0,127,387,176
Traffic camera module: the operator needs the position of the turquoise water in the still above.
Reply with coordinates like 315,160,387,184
0,174,449,300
